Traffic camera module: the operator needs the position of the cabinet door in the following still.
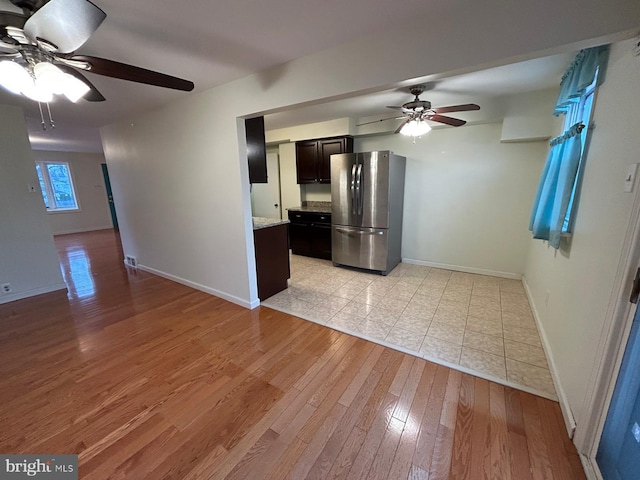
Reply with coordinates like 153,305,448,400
245,117,267,183
318,137,354,183
311,224,332,260
289,222,312,255
295,141,318,184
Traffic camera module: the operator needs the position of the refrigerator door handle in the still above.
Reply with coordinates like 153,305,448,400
355,163,363,215
350,164,357,215
336,228,384,236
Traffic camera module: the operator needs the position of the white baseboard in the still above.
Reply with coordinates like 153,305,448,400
522,276,576,437
136,264,258,310
53,225,114,236
402,257,522,280
0,282,67,305
580,453,603,480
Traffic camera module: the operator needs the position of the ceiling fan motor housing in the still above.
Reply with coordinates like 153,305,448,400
402,85,431,111
409,85,426,97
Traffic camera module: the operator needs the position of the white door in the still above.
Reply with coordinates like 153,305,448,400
250,152,281,219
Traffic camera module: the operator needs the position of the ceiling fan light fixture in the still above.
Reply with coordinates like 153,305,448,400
21,77,53,102
31,61,90,102
0,59,31,94
400,119,431,137
34,61,67,94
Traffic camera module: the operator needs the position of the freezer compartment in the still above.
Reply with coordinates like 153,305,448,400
332,225,391,273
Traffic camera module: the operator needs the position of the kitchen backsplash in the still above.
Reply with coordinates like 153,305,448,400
302,200,331,208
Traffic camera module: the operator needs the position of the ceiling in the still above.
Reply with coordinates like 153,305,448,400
263,53,574,132
0,0,577,152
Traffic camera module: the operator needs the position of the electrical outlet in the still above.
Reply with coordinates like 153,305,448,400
1,283,12,294
125,255,138,268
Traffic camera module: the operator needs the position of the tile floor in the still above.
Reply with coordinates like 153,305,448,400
262,254,558,400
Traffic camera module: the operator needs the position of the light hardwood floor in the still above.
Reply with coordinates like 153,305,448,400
264,255,557,399
0,229,586,479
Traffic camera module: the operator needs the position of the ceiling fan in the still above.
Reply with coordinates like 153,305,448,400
0,0,194,108
358,85,480,136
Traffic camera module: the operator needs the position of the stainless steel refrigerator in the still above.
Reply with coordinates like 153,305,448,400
331,151,406,275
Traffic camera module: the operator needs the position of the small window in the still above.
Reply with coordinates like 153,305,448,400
561,72,598,233
35,161,79,211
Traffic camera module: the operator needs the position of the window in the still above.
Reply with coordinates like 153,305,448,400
529,45,608,249
35,161,79,211
561,73,598,233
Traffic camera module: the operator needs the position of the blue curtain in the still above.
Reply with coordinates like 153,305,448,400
529,123,584,248
529,45,609,249
554,45,609,116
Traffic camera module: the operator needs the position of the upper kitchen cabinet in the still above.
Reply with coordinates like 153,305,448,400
295,136,353,184
245,116,267,184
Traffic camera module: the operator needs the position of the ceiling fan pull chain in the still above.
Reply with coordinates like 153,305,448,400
37,101,46,130
46,102,55,129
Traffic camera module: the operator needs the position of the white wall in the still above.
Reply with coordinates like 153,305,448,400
356,122,547,277
33,150,114,235
266,118,352,143
301,184,331,203
523,40,640,433
102,99,259,308
100,0,640,308
278,142,300,219
0,105,66,304
500,88,563,142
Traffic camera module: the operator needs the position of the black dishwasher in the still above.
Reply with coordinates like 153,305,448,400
288,211,332,260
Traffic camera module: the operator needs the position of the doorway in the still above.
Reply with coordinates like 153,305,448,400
101,163,119,229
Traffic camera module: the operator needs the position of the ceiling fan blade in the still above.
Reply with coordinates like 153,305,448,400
56,63,105,101
386,105,404,109
428,114,466,127
431,103,480,114
0,11,27,29
69,55,195,91
394,118,409,134
356,116,404,127
23,0,106,53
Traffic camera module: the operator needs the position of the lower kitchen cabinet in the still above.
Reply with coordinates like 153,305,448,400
254,223,290,300
288,211,332,260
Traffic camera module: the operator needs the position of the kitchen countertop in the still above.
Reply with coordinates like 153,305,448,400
252,217,290,230
287,201,332,214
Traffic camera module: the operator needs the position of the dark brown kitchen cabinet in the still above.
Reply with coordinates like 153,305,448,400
245,116,267,183
295,141,318,184
295,136,353,184
254,223,290,300
288,211,332,260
